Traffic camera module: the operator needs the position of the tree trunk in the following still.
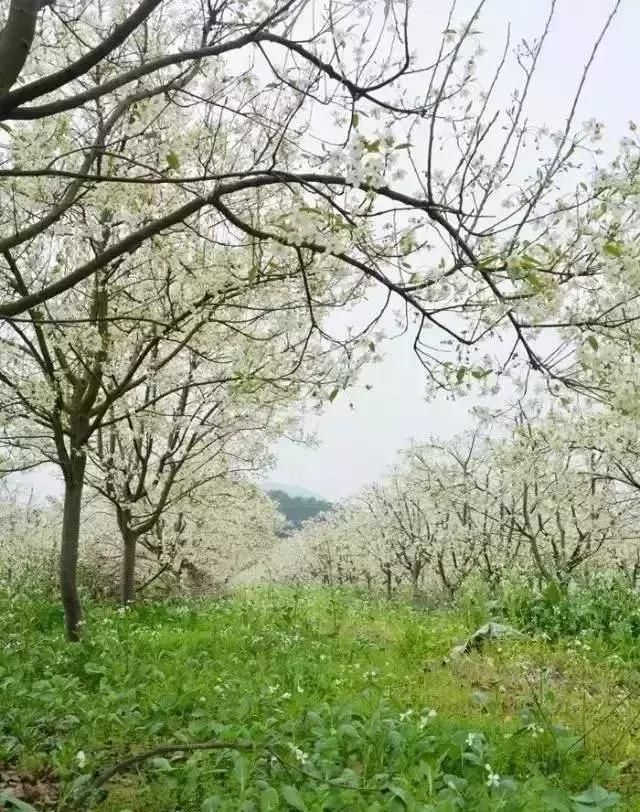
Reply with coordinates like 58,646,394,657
411,567,421,600
383,565,392,600
60,454,86,642
121,529,137,607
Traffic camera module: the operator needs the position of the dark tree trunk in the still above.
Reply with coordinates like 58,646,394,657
121,529,137,606
411,560,424,599
383,565,392,600
60,454,86,642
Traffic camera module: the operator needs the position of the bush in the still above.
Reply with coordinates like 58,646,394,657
459,574,640,646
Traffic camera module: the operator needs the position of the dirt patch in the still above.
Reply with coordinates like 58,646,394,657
0,763,59,810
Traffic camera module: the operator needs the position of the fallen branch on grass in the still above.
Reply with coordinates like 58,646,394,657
72,739,255,807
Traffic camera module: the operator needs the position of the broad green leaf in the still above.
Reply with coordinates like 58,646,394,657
587,335,598,351
149,756,173,771
570,785,620,808
337,767,360,787
539,789,572,811
233,754,249,787
387,784,411,804
442,774,468,792
260,786,279,811
281,784,308,811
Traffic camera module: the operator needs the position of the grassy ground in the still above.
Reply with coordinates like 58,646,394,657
1,585,640,810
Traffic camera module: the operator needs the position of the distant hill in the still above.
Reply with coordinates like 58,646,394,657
261,481,326,501
267,488,333,533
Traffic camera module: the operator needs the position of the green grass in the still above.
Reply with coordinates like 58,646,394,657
1,585,640,810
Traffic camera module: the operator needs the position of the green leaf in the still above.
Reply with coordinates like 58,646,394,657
260,787,279,811
456,367,466,384
519,254,538,270
368,341,376,353
166,151,180,171
387,784,411,804
233,754,249,787
84,662,106,674
351,113,360,129
328,388,339,402
539,790,572,812
363,139,381,153
471,368,490,380
442,774,468,792
281,784,308,811
523,271,546,293
603,241,623,257
149,757,173,771
394,142,411,150
587,335,599,351
201,796,222,812
337,768,360,787
570,785,620,808
0,792,39,812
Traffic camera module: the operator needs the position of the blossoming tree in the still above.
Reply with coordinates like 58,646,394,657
0,0,626,636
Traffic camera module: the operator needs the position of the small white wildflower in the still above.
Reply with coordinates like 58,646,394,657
288,744,309,765
419,709,437,729
399,709,414,722
485,764,500,788
281,692,292,700
76,750,86,769
466,733,479,748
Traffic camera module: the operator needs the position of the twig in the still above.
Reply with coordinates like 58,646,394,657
72,739,255,807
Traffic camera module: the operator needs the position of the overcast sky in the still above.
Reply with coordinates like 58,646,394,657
268,0,640,500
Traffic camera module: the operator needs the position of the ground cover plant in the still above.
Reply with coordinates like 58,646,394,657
2,584,640,811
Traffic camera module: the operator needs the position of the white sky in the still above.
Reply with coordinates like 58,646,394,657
268,0,640,500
